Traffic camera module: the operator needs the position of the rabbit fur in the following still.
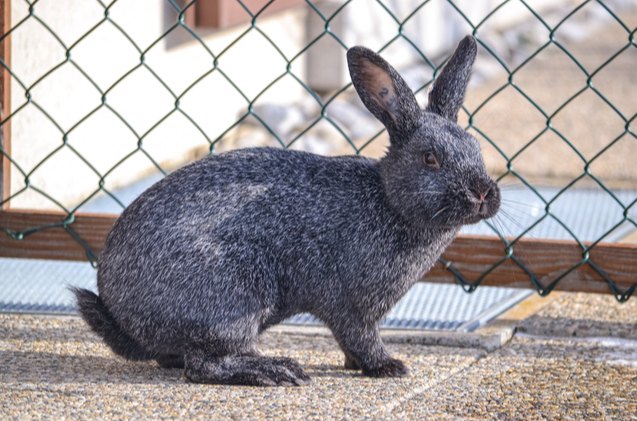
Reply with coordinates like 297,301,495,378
74,35,500,386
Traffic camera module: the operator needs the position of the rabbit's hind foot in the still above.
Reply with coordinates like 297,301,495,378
184,352,311,386
362,357,408,378
156,354,185,369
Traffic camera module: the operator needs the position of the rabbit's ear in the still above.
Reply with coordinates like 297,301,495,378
347,47,421,139
426,36,477,122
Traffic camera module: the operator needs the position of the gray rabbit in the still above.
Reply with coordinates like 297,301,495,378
73,35,500,386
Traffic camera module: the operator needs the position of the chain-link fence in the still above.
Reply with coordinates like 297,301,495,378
0,0,636,300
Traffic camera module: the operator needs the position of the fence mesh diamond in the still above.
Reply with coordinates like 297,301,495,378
1,0,635,301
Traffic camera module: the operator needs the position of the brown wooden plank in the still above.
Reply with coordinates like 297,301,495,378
1,208,636,295
0,0,11,209
195,0,304,29
177,0,198,29
425,235,637,295
0,209,116,261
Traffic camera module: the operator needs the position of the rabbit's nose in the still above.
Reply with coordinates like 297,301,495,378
470,187,490,202
470,187,492,216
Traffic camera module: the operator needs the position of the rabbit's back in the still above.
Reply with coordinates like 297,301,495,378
100,148,385,266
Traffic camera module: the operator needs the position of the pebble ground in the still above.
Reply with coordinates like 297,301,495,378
1,291,636,420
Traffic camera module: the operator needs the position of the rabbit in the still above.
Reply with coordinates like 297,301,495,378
73,35,500,387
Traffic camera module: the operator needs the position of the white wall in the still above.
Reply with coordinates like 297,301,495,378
10,0,308,210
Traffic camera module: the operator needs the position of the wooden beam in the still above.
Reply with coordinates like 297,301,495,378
0,209,115,261
1,209,636,295
425,235,637,295
189,0,304,30
0,0,11,209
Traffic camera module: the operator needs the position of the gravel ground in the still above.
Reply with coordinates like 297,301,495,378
1,299,636,420
519,292,637,339
392,293,637,420
0,314,483,420
393,334,637,420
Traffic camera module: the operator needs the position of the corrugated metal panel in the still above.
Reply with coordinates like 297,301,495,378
0,258,94,314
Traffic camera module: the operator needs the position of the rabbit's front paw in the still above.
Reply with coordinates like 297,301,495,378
362,358,408,378
344,355,360,370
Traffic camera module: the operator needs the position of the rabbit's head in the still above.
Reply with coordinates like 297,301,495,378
347,36,500,229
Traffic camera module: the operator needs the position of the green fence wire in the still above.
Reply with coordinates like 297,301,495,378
0,0,635,301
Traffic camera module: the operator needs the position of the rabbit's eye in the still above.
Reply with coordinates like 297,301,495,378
423,152,440,169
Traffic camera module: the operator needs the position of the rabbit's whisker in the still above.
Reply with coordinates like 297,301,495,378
431,206,448,220
499,204,534,217
497,211,537,239
497,183,527,190
501,200,542,214
487,215,507,237
501,198,541,208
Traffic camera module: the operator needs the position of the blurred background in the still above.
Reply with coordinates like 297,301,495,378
1,0,636,325
7,0,636,212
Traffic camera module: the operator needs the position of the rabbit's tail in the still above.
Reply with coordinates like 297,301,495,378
72,287,154,361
